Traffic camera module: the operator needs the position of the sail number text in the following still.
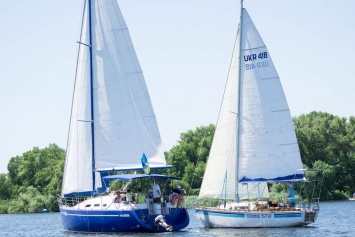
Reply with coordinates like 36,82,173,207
245,213,272,218
244,52,269,70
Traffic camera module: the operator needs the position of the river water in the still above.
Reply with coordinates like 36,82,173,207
0,201,353,237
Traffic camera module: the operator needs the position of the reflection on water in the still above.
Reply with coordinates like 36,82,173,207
0,201,354,237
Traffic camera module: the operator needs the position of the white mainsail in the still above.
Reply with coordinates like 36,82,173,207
199,9,302,200
62,0,167,197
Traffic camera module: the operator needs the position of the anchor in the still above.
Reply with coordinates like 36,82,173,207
154,215,173,231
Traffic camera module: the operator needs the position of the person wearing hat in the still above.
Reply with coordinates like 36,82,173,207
177,185,187,196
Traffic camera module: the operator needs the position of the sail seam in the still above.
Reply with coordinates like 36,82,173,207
279,143,298,146
271,109,289,113
241,46,266,51
261,77,278,81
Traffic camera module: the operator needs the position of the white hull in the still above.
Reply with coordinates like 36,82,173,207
195,2,323,229
194,208,319,228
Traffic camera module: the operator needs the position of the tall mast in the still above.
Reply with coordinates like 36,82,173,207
88,0,96,196
235,0,244,202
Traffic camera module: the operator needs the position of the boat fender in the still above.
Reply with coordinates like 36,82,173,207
154,215,173,231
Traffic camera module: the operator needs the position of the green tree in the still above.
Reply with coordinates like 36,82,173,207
7,186,53,213
295,112,345,167
4,144,65,212
0,174,12,199
344,117,355,195
7,155,23,191
183,161,206,195
166,124,214,194
294,112,355,199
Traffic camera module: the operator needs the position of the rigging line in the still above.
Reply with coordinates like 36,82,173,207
121,171,137,191
77,41,91,47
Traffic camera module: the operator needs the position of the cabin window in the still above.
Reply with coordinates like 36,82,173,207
85,204,91,207
94,204,100,207
103,204,107,207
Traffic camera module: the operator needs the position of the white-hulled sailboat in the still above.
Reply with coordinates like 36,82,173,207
57,0,189,232
193,0,322,228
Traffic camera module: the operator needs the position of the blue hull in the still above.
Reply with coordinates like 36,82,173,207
60,207,189,232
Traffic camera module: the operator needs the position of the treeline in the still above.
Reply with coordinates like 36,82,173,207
0,144,65,213
166,111,355,200
1,112,354,213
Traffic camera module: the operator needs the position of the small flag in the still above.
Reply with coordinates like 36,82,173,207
141,153,150,174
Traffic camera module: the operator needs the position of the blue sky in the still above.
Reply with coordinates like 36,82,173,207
1,0,354,173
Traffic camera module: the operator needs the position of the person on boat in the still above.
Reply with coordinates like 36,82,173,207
170,185,183,207
153,180,162,203
136,188,146,204
287,184,295,207
236,194,240,203
178,185,187,196
125,189,133,202
114,191,122,203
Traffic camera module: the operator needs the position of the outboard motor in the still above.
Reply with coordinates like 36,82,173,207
154,215,173,231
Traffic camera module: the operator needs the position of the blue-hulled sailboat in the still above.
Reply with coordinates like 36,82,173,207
57,0,189,232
